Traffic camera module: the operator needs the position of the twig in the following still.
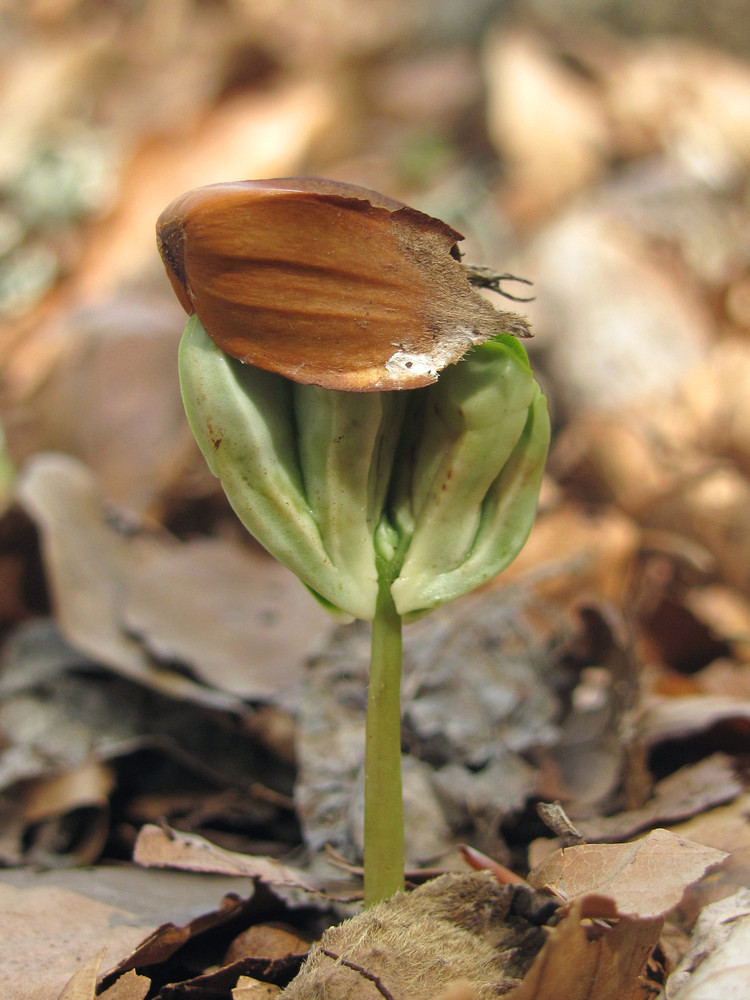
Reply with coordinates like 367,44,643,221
320,949,396,1000
536,802,586,847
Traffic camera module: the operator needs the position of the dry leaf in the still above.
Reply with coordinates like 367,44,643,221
667,793,750,915
133,823,316,893
638,694,750,746
16,454,321,706
56,949,105,1000
575,754,742,843
508,896,660,1000
684,585,750,665
233,978,282,999
123,537,329,700
646,467,750,594
98,970,150,1000
0,883,152,1000
1,299,191,514
528,829,727,918
519,207,709,416
665,889,750,999
605,41,750,169
74,79,339,300
225,923,313,964
501,503,642,608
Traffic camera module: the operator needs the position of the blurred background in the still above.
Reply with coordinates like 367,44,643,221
2,0,750,498
2,0,750,891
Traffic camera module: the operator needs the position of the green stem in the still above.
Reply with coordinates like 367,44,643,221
363,567,405,906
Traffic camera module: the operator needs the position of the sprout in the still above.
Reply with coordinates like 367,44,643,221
158,178,550,905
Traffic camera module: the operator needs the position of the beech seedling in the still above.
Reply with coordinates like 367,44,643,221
157,177,550,905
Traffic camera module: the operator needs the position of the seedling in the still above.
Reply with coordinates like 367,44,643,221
157,178,550,905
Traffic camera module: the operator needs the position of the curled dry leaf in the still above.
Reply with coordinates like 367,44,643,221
133,823,316,894
575,753,742,844
506,896,661,1000
157,178,528,391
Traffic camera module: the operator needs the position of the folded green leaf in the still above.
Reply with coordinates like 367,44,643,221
179,316,379,620
390,336,537,593
179,317,549,625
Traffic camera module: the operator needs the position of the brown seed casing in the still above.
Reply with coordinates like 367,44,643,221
156,177,528,391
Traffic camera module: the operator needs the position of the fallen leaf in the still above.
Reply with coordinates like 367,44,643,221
225,923,313,964
518,207,709,416
685,585,750,665
646,466,750,594
133,823,316,893
501,503,642,608
638,694,750,746
15,454,323,706
667,793,750,916
576,754,742,843
233,978,282,999
123,537,329,700
528,829,727,918
56,949,105,1000
0,883,152,1000
74,79,339,300
605,41,750,169
98,969,151,1000
506,897,661,1000
1,298,192,514
665,889,750,999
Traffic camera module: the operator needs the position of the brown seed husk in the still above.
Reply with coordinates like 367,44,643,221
280,872,548,1000
157,178,528,392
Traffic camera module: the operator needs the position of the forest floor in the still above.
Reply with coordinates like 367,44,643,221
1,2,750,997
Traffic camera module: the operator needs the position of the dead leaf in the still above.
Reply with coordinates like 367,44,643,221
506,897,661,1000
233,978,282,999
1,299,192,514
501,503,642,608
575,754,742,843
0,883,152,1000
685,585,750,665
133,823,317,893
56,949,105,1000
225,923,313,964
605,41,750,169
638,694,750,746
123,537,329,700
528,829,727,918
15,453,205,702
19,759,115,866
666,793,750,917
74,80,339,301
665,889,750,999
15,454,323,706
98,970,151,1000
519,207,709,417
646,466,750,594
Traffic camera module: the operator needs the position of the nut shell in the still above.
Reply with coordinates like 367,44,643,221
157,178,526,391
